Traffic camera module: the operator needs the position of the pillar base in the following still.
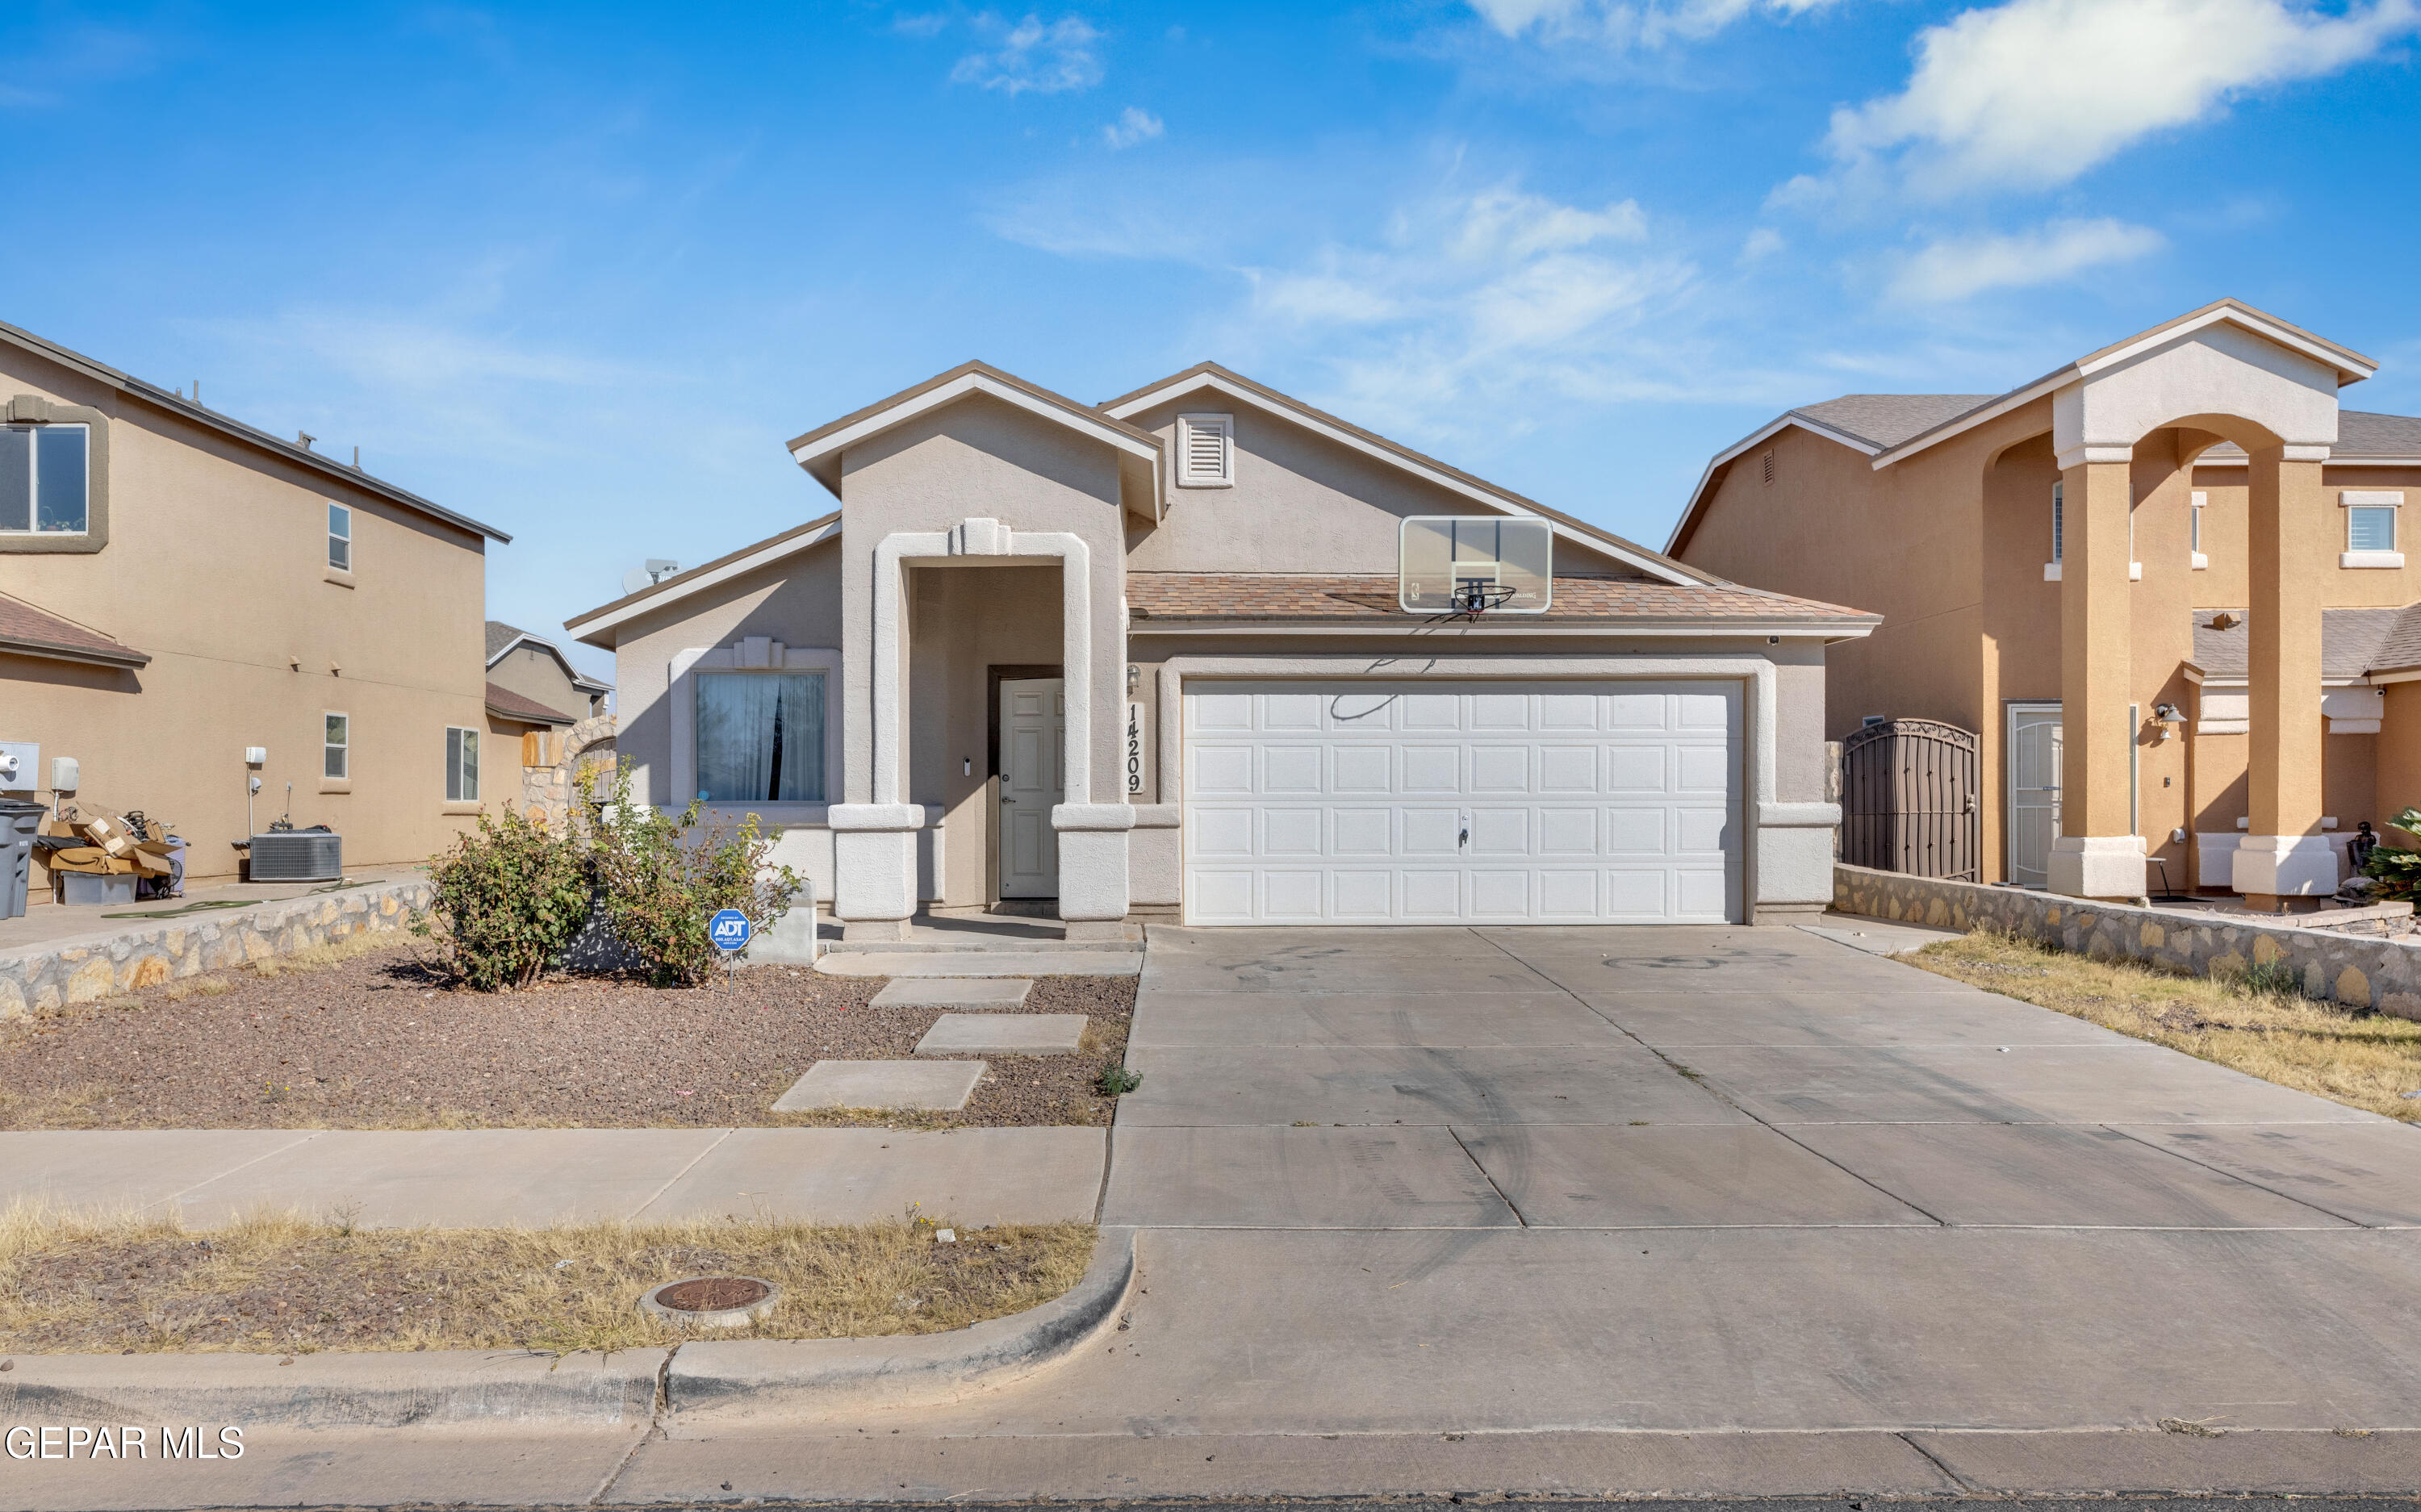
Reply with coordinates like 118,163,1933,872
2047,834,2147,900
2231,834,2336,900
1060,919,1130,942
842,918,914,942
1055,804,1135,925
830,804,924,926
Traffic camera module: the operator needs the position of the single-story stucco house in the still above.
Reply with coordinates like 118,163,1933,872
563,361,1877,938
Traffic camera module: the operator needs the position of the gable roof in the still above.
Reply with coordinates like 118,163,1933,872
1662,395,1995,553
0,589,148,669
1127,572,1876,633
0,318,509,543
485,620,610,691
485,680,577,727
1867,299,2375,471
787,361,1163,519
562,510,842,646
2195,409,2421,466
1101,361,1718,587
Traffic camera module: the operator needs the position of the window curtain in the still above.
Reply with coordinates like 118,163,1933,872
696,671,823,802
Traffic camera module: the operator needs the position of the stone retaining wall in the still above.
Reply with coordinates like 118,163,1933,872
1831,863,2421,1021
0,878,433,1021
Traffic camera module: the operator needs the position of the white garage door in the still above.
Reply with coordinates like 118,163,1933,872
1183,680,1744,925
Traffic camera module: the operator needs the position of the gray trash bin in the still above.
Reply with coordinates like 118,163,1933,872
0,797,45,921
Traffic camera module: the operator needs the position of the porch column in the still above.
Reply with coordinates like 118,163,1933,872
2233,445,2334,908
2048,457,2145,900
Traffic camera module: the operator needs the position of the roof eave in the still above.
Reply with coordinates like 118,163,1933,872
1666,411,1883,556
0,633,151,669
563,511,844,645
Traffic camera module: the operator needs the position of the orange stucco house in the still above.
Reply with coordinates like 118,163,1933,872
1666,300,2421,907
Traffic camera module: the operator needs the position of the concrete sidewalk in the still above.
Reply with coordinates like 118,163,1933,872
0,1126,1106,1228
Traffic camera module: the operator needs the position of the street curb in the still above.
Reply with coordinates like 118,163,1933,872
664,1224,1139,1422
0,1346,665,1430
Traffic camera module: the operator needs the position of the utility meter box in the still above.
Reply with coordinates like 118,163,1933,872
0,742,36,793
49,756,77,792
245,746,268,766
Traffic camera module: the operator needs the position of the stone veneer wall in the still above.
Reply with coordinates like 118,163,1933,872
520,715,617,827
0,878,433,1021
1832,863,2421,1023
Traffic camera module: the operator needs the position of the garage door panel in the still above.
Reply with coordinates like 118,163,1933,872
1262,745,1324,793
1606,746,1666,793
1330,808,1394,856
1470,746,1531,793
1400,695,1461,730
1185,682,1741,925
1194,807,1256,858
1261,808,1326,857
1403,807,1461,855
1331,745,1394,793
1470,808,1530,856
1537,807,1600,855
1402,870,1461,917
1261,871,1326,920
1401,746,1462,793
1329,871,1395,919
1470,871,1533,919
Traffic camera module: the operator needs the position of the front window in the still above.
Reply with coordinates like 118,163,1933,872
328,503,353,570
324,713,349,779
695,671,825,802
0,424,90,535
2349,505,2397,553
445,727,479,802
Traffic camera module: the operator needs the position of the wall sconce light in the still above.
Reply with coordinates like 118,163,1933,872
2151,702,2186,741
1126,663,1141,696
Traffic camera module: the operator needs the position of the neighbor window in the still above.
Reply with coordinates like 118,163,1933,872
328,503,352,570
2190,492,2206,555
324,713,349,779
695,671,825,802
0,424,90,535
2349,504,2398,553
2051,481,2063,562
445,727,480,802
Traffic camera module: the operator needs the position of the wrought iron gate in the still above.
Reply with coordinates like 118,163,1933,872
1839,719,1980,880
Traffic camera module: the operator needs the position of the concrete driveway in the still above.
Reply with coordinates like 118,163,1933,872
634,924,2421,1503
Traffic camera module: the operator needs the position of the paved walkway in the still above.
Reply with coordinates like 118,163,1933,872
0,1126,1105,1228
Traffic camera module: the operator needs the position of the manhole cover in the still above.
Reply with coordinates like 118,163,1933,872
657,1276,771,1312
638,1274,782,1327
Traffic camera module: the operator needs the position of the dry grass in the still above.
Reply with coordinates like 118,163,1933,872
0,1201,1096,1355
1909,929,2421,1122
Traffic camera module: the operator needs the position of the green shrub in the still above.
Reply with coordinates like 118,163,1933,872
585,767,804,988
2362,807,2421,902
414,804,592,991
2236,958,2305,1000
1096,1066,1143,1096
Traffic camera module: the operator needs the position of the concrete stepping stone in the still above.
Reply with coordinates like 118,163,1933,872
872,978,1033,1009
916,1013,1089,1057
771,1059,986,1112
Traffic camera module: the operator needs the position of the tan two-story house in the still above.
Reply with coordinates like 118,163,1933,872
1666,299,2421,907
0,319,524,898
567,361,1877,937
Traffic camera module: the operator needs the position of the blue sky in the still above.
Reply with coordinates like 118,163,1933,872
9,0,2419,681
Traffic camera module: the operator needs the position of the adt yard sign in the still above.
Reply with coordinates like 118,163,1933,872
709,909,752,952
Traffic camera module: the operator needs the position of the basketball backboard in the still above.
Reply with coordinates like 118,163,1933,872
1398,516,1553,615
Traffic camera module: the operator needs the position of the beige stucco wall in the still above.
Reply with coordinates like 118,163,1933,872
2379,683,2421,820
1119,395,1642,577
0,344,492,892
487,641,594,722
2188,465,2421,608
608,541,846,808
838,392,1130,809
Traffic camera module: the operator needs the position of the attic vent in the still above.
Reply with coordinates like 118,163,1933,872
1176,413,1234,489
1760,449,1775,485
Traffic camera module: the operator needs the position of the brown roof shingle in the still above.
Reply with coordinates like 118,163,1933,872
484,681,576,726
1127,574,1875,624
0,591,148,668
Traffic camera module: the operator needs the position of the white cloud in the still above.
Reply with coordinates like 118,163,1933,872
1739,227,1786,261
1468,0,1838,49
950,14,1104,94
1805,0,2420,198
1102,106,1163,148
1889,218,2165,303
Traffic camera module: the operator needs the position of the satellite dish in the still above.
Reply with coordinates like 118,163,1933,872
621,559,680,596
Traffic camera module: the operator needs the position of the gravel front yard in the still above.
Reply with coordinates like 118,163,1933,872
0,946,1135,1130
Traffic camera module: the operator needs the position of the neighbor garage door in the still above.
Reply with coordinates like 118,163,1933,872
1182,680,1743,925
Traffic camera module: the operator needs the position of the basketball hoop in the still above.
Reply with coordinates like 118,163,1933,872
1399,516,1553,616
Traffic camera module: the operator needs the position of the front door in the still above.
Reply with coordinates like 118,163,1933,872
2006,703,2062,887
998,678,1065,897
